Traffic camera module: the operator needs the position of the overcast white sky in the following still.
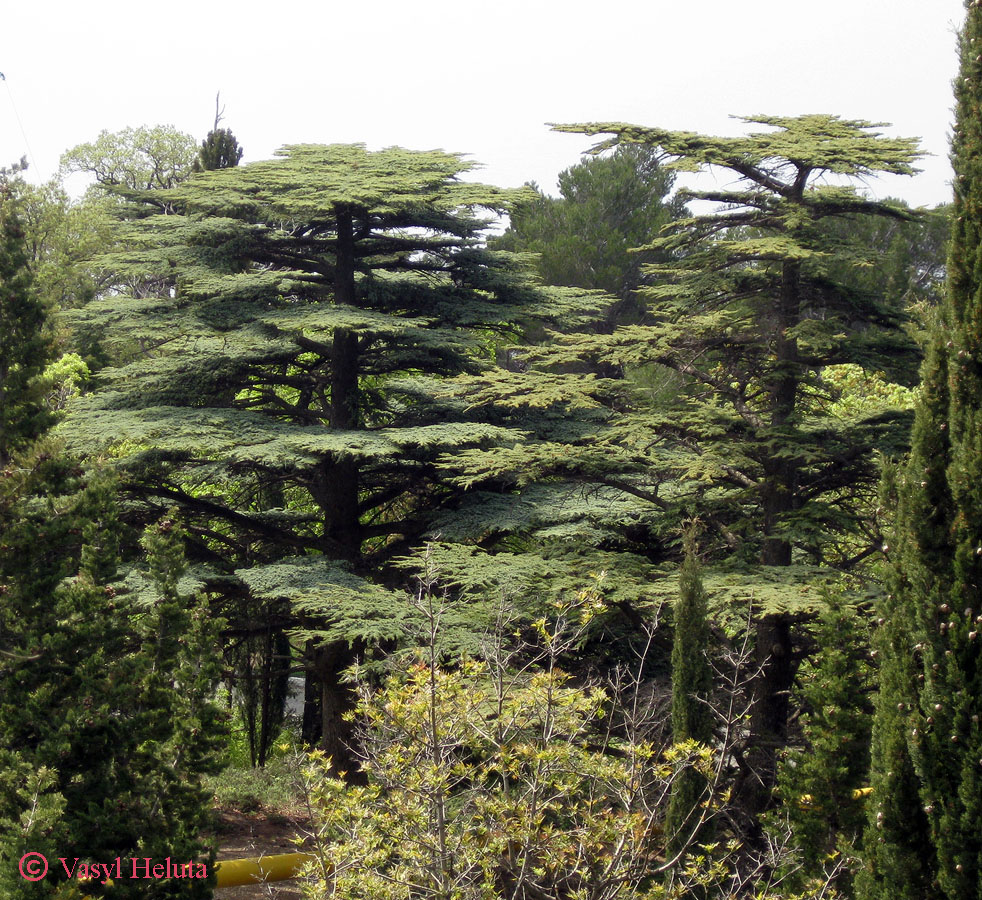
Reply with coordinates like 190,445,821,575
0,1,967,208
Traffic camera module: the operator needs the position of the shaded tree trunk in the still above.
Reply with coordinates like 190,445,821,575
737,613,795,838
305,206,363,774
320,207,361,559
741,257,802,832
309,640,359,777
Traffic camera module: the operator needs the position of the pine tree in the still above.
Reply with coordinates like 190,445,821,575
493,145,685,315
666,528,714,860
193,129,243,172
861,4,982,897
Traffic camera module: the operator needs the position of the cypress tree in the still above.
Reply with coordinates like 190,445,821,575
858,508,936,899
0,174,55,463
665,527,714,860
861,3,982,897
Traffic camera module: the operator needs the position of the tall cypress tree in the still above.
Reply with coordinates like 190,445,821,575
666,527,714,860
0,174,55,463
858,504,936,899
861,3,982,897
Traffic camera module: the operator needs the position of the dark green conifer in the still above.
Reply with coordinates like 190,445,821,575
1,175,225,895
193,128,243,172
0,476,226,898
450,115,925,836
858,513,936,899
861,3,982,897
666,527,713,860
493,145,685,317
0,175,55,463
779,591,873,891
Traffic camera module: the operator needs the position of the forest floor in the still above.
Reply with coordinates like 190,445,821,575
207,756,314,898
211,808,312,898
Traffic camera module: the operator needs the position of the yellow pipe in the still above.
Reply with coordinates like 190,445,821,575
215,851,316,889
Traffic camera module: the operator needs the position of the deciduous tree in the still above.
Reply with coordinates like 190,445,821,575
60,124,198,193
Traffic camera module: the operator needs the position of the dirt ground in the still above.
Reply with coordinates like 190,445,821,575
212,810,312,899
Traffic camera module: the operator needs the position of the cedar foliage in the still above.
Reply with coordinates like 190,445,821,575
2,67,955,899
62,143,596,772
547,116,924,831
550,114,924,568
445,116,927,593
444,116,924,839
861,3,982,897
